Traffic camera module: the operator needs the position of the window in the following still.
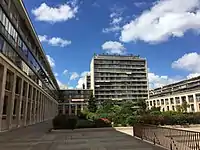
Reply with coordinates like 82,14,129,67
170,98,174,104
175,97,180,104
157,100,160,105
15,76,21,94
153,100,156,106
3,95,8,115
150,101,152,106
196,94,200,102
188,95,194,103
13,99,17,115
0,36,4,51
181,96,186,103
167,106,169,111
165,99,169,105
191,104,195,112
172,106,175,111
5,70,13,90
161,99,164,105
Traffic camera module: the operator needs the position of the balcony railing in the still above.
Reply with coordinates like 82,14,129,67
133,124,200,150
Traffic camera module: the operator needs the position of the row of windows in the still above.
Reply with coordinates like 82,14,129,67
0,6,57,98
0,4,57,90
147,94,200,106
95,60,145,65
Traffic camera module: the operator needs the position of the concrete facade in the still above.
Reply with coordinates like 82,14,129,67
58,89,92,115
146,76,200,112
90,54,148,104
0,0,58,131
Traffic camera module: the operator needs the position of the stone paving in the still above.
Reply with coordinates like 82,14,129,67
0,121,165,150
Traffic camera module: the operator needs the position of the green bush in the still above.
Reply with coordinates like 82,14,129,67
76,119,95,128
52,115,77,129
95,118,111,128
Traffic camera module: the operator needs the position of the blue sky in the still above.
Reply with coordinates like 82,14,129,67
23,0,200,89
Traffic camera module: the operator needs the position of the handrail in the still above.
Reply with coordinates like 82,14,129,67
133,124,200,150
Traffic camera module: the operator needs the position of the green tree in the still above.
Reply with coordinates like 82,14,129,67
88,93,97,113
181,101,190,112
133,99,147,115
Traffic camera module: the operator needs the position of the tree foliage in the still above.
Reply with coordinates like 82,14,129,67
88,93,97,113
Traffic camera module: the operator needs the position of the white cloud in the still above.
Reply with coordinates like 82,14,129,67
54,72,58,77
103,6,124,34
38,35,47,42
172,52,200,73
48,37,71,47
102,41,126,54
32,2,78,23
57,79,68,90
63,69,68,75
134,2,146,7
187,73,200,79
46,55,55,68
70,72,79,80
120,0,200,43
38,35,71,47
76,77,85,89
81,71,89,77
148,72,182,89
102,26,121,33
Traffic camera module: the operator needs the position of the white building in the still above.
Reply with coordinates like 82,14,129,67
146,76,200,112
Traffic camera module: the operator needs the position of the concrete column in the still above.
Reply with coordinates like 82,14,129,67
75,104,78,115
185,95,190,112
16,79,23,127
62,104,65,114
81,103,84,111
0,66,7,131
23,83,29,126
36,91,40,123
193,94,198,112
39,94,43,122
28,86,34,125
7,73,16,130
33,90,37,124
69,104,71,115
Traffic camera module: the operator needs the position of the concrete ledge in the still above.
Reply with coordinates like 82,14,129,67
51,127,115,133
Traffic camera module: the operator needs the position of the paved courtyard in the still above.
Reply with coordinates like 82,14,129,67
0,121,164,150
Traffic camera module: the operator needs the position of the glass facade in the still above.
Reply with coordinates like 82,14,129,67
0,3,58,99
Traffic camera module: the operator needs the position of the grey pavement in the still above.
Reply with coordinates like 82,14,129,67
0,121,165,150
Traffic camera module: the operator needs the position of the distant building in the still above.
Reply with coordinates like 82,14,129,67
146,76,200,112
58,89,92,115
90,54,148,104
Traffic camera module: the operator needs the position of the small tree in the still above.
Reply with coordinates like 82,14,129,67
88,93,97,113
135,99,147,115
181,101,190,113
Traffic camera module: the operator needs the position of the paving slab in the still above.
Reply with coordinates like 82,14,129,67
0,121,165,150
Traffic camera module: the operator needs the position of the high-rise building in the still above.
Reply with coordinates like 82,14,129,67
146,76,200,112
90,54,148,104
0,0,58,131
85,73,91,89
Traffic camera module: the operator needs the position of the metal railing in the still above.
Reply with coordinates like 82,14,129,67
133,124,200,150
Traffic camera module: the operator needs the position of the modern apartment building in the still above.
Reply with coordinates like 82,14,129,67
0,0,58,131
90,54,148,104
85,73,91,89
146,76,200,112
58,89,92,115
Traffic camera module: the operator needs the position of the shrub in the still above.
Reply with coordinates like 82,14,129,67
76,119,95,128
95,118,111,128
52,115,77,129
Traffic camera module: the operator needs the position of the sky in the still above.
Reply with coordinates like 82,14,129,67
23,0,200,89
